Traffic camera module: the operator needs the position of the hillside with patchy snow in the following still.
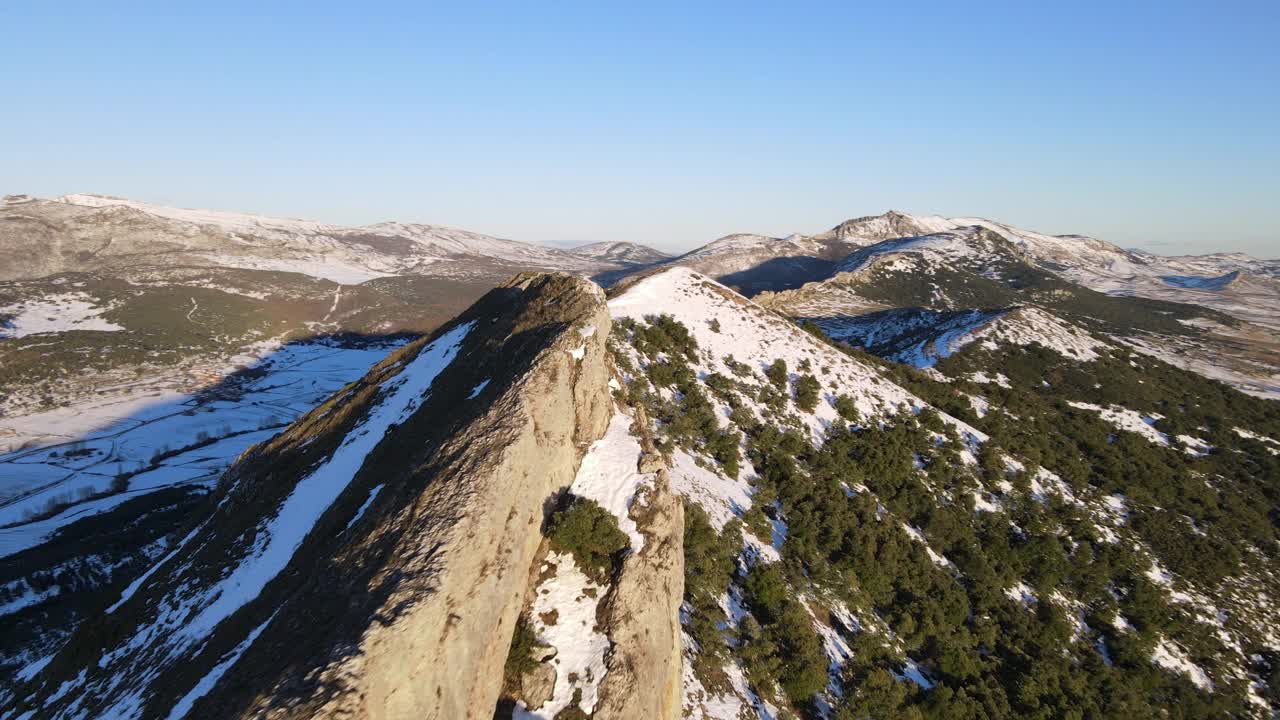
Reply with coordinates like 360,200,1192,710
602,267,1280,720
805,306,1105,369
0,194,618,285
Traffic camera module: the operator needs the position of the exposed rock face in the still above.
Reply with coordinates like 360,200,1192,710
593,410,685,720
521,661,557,709
297,274,614,720
594,469,685,720
7,272,616,720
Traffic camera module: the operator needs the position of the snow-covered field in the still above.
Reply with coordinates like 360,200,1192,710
0,339,406,559
0,293,123,338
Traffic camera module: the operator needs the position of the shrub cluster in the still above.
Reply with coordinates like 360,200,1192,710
546,495,629,584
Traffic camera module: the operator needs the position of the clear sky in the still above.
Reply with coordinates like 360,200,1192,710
3,1,1277,256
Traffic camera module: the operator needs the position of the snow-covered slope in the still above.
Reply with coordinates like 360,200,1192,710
834,226,1021,279
752,217,1279,396
659,233,837,294
606,268,991,716
0,338,406,553
607,266,1280,720
810,306,1105,368
945,216,1280,330
648,212,961,295
608,267,954,435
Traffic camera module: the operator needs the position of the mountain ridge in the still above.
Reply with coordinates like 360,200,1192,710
5,272,644,719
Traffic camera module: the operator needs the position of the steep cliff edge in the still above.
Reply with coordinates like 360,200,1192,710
498,402,684,720
592,408,684,720
6,272,620,719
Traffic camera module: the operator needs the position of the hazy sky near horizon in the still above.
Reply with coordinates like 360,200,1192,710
4,2,1277,256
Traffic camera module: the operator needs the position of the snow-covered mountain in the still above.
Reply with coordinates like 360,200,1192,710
608,269,1280,720
733,214,1280,398
566,241,671,266
810,210,959,244
0,194,616,284
649,209,1279,334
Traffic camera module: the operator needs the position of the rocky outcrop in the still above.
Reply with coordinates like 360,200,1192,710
7,272,615,720
296,273,614,720
594,409,685,720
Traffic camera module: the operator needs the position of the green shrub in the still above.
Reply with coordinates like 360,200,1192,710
546,496,630,583
738,564,829,702
737,616,783,696
774,603,830,700
765,359,789,390
834,394,860,422
632,313,699,361
684,503,742,691
742,562,790,624
795,374,821,412
725,355,753,377
704,372,736,400
503,615,542,680
706,429,742,478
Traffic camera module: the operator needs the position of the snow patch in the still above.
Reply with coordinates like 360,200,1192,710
1068,401,1170,446
0,293,123,338
163,612,278,720
344,484,384,531
570,409,655,551
516,552,611,719
467,379,491,399
1151,638,1213,691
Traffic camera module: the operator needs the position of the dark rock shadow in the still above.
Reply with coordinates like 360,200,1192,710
714,256,834,295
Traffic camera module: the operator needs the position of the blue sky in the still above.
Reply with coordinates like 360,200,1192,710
3,1,1277,255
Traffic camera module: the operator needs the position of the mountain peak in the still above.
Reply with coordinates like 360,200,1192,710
567,241,672,266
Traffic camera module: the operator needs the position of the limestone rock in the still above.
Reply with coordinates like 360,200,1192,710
637,451,664,474
521,662,557,710
592,465,685,720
